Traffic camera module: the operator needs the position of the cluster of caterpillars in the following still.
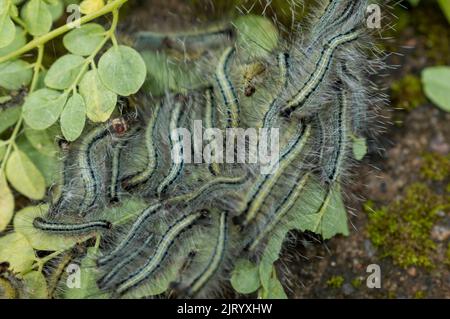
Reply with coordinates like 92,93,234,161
34,0,380,298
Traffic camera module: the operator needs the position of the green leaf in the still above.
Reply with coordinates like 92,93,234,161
234,15,279,58
14,204,93,251
353,136,368,161
0,8,16,48
264,271,288,299
22,271,48,298
0,106,21,134
0,232,35,273
79,70,117,122
60,93,86,141
23,89,68,130
141,51,206,95
5,149,46,200
408,0,420,6
63,23,106,56
21,0,53,36
298,184,349,239
422,66,450,112
230,259,261,294
98,45,147,96
0,60,33,90
24,126,59,156
17,135,59,187
0,26,26,57
47,0,64,21
45,54,85,90
438,0,450,24
0,173,14,232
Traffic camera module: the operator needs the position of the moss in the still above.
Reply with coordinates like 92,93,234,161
390,75,426,112
420,153,450,182
365,183,447,269
326,276,344,289
414,290,426,299
351,277,363,289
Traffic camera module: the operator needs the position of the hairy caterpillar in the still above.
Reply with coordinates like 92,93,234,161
236,124,312,228
97,235,154,289
122,103,161,191
157,97,186,197
33,217,112,235
97,203,162,267
115,211,204,294
262,52,290,128
281,29,361,117
215,47,240,128
27,0,387,299
77,125,113,213
178,211,228,298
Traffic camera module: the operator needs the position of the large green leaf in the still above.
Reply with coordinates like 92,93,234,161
60,93,86,141
422,66,450,112
98,45,147,96
0,173,14,232
0,232,35,274
21,0,52,36
5,149,46,200
63,23,106,56
0,60,33,90
79,70,117,122
23,89,68,130
44,54,85,90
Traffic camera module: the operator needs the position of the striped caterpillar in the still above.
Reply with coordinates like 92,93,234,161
31,0,387,299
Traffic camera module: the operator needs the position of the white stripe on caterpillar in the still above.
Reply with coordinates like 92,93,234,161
123,102,162,190
237,124,312,227
157,98,185,197
78,125,111,212
262,52,289,128
281,29,361,116
97,203,162,267
33,217,111,234
215,47,240,128
97,234,154,289
248,174,310,252
116,212,203,294
186,211,228,297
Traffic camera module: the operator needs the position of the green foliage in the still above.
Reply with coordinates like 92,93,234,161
365,184,448,268
326,276,344,289
352,136,368,161
421,66,450,112
420,152,450,182
391,75,425,111
0,0,145,238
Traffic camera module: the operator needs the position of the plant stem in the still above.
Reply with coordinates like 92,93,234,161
0,0,128,64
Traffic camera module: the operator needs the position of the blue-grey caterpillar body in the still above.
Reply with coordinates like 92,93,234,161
281,29,361,117
215,47,240,128
122,101,162,191
181,211,228,298
115,212,204,294
33,217,112,234
157,97,186,197
236,124,312,228
97,203,162,267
